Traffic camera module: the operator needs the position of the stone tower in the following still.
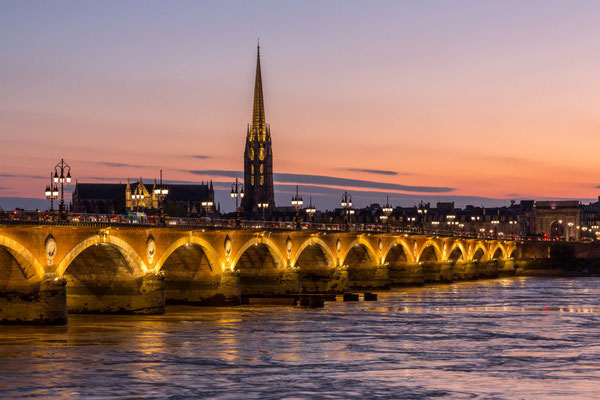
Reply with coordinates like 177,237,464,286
242,44,275,214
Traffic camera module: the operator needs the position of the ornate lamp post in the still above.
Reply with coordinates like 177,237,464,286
52,158,72,221
381,196,393,231
305,196,316,225
230,177,244,226
201,200,214,216
133,183,145,214
291,185,304,229
258,201,269,221
341,191,354,231
153,170,169,225
44,172,59,220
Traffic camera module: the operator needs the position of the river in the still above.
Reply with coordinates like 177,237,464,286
1,277,599,399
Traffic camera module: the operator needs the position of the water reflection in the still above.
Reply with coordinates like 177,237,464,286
1,277,599,398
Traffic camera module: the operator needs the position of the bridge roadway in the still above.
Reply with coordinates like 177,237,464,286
0,220,520,324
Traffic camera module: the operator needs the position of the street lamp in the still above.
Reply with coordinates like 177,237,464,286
230,177,244,226
53,158,72,221
201,200,214,216
291,185,304,229
341,191,354,230
153,170,169,224
258,201,269,221
381,195,393,231
305,196,316,225
44,172,59,221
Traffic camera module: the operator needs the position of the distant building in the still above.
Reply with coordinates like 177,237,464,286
241,44,275,214
72,179,214,217
534,201,581,240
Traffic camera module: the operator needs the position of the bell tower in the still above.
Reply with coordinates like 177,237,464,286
242,44,275,214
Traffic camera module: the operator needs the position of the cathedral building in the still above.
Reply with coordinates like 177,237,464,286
72,179,214,217
241,45,275,214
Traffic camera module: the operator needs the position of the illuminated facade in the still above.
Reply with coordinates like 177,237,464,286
242,44,275,213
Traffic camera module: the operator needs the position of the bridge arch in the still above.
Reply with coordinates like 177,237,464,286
383,239,414,266
155,237,222,274
471,244,488,262
446,242,467,263
417,241,443,263
56,234,147,278
232,237,287,272
491,243,507,260
341,238,378,269
0,235,45,290
292,238,335,271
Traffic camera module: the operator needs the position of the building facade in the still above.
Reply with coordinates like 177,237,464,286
72,180,214,217
241,45,275,214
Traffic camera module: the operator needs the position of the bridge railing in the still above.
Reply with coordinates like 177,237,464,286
0,211,531,241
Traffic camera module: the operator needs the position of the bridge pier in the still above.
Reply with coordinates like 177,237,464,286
297,267,349,293
0,277,67,325
66,273,165,315
477,261,499,279
423,262,453,283
389,263,425,286
348,265,390,290
452,262,477,280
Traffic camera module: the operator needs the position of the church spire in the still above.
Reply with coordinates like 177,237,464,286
251,41,266,136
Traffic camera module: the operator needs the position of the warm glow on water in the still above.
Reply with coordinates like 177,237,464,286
1,277,600,398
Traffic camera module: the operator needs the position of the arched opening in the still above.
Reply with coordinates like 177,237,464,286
509,250,517,259
63,243,146,313
161,243,217,304
492,248,504,260
235,243,282,296
295,243,335,293
0,246,33,292
447,247,464,263
419,245,439,263
550,221,564,240
472,248,486,262
343,244,379,288
344,244,375,270
385,244,409,267
295,243,332,274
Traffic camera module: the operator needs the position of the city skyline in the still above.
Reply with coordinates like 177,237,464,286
2,1,600,211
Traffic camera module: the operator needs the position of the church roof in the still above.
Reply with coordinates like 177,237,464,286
73,183,126,200
251,43,266,135
73,182,211,201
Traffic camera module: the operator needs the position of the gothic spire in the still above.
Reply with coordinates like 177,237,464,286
251,42,266,136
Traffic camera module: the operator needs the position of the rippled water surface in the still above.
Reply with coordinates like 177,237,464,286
1,277,600,399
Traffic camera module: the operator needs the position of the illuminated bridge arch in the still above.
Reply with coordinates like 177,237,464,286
446,242,467,263
417,241,443,263
55,234,147,278
0,235,45,290
292,238,336,272
471,244,488,262
232,237,287,272
491,243,507,260
341,238,378,270
383,239,414,266
155,237,222,274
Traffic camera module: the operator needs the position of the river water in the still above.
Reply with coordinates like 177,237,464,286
1,277,599,399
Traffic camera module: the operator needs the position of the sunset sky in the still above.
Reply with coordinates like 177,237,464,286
2,1,600,211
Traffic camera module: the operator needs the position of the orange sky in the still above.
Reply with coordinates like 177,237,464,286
1,1,600,210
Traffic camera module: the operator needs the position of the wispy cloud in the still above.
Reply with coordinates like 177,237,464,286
92,161,146,168
0,173,46,179
189,155,212,160
346,168,400,176
188,170,454,193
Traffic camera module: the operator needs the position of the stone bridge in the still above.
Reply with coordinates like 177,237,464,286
0,223,519,324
